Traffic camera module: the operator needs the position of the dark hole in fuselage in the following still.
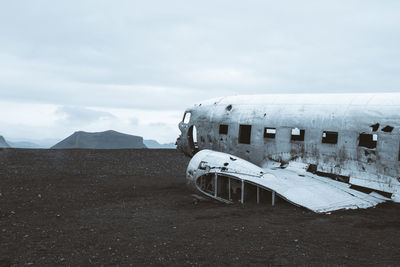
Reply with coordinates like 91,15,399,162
307,164,317,173
239,125,252,144
370,123,380,132
382,125,394,133
359,133,377,149
322,131,338,144
291,128,305,141
264,127,276,139
219,124,228,134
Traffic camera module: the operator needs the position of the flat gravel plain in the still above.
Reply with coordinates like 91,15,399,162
0,148,399,266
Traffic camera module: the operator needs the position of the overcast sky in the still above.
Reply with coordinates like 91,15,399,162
1,1,399,144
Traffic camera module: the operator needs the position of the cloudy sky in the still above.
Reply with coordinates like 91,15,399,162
0,1,399,144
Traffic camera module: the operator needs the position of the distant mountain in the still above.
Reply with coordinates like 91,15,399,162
51,130,147,149
144,139,176,149
28,138,61,148
0,136,10,148
5,138,60,148
8,141,41,148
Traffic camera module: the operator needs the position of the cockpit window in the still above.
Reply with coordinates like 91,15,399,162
183,112,191,124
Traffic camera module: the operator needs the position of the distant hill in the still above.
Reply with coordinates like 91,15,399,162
6,138,61,148
51,130,147,149
144,139,176,149
0,136,10,148
8,141,41,148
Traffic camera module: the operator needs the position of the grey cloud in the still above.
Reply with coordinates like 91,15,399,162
0,0,400,112
1,0,400,143
130,118,139,126
56,106,116,126
148,122,168,127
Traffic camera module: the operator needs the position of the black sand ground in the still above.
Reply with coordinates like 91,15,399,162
0,149,399,266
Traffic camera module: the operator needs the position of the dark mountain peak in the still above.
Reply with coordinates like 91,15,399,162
52,130,147,149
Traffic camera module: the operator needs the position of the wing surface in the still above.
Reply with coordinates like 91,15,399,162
187,150,388,213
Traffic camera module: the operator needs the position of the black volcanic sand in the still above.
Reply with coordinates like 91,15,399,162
1,149,400,266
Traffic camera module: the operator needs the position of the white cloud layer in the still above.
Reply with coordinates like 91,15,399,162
0,1,400,143
0,101,181,143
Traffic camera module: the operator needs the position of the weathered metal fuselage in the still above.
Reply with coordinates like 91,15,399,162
177,93,400,198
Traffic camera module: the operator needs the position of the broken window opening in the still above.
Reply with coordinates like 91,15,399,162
183,112,191,124
197,174,215,195
291,128,305,141
322,131,338,144
358,133,377,149
239,124,252,144
264,127,276,139
219,124,229,135
382,125,394,133
370,123,380,132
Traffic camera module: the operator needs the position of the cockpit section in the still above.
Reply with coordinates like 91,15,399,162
177,111,199,157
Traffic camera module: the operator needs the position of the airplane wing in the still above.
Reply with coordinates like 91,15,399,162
187,150,389,213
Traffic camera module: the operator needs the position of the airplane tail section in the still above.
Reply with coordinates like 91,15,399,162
186,150,389,213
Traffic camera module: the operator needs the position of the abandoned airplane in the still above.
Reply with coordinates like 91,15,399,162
176,93,400,213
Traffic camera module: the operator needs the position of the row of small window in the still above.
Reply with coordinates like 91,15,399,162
219,124,378,149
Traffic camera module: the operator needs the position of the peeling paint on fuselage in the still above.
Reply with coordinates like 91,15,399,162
177,93,400,195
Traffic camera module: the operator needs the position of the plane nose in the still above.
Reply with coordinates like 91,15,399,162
185,150,211,189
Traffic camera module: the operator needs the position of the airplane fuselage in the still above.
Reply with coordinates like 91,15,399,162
177,93,400,196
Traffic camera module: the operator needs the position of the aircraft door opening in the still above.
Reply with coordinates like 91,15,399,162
188,125,199,155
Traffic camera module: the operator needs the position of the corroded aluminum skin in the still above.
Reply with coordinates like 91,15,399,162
177,93,400,202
